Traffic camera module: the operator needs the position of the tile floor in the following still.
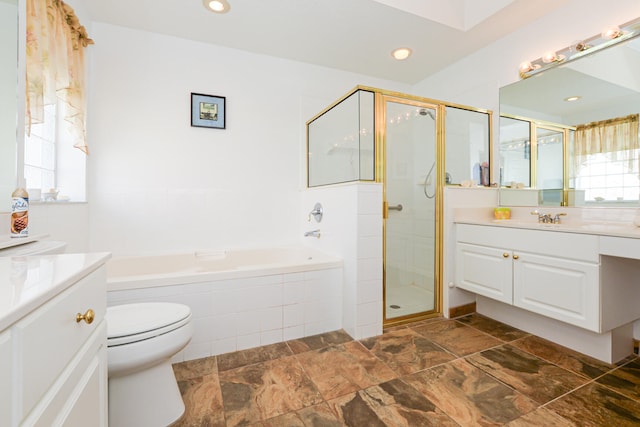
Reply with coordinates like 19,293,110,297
171,314,640,426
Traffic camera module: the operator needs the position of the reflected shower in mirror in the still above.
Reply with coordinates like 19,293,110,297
0,0,18,207
445,106,491,186
500,27,640,207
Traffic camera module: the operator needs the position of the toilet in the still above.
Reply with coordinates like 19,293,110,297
106,302,193,427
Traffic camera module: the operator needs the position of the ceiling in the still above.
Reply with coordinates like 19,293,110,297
84,0,567,84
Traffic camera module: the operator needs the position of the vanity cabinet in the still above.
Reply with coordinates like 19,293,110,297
0,256,109,427
456,224,601,331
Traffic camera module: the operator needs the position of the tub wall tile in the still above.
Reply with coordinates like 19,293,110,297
284,281,305,305
213,337,236,356
211,289,235,316
183,341,211,361
237,333,261,351
258,307,284,332
108,266,344,362
261,329,283,347
284,304,304,328
210,314,237,341
284,325,305,341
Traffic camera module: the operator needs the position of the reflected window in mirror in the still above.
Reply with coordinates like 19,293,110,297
571,114,639,204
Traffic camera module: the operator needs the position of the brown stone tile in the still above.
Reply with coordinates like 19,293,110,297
505,407,575,426
173,356,218,381
295,341,397,400
219,355,323,426
174,373,225,427
403,358,538,425
411,318,503,356
287,330,353,354
218,342,293,372
328,378,458,427
596,358,640,402
455,313,529,342
360,328,456,375
547,382,640,426
467,344,588,404
263,403,342,427
510,335,615,379
616,354,639,367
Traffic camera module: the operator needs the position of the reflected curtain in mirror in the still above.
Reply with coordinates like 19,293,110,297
26,0,93,154
573,114,639,202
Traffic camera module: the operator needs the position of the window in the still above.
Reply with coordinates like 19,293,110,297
24,104,56,192
23,0,92,202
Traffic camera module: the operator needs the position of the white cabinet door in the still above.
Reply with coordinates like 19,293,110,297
513,252,599,331
456,243,513,304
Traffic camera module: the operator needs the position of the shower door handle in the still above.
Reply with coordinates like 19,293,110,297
388,204,403,212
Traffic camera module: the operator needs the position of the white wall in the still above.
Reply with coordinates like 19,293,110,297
86,23,409,256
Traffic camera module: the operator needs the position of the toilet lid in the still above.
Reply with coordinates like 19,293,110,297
107,302,191,345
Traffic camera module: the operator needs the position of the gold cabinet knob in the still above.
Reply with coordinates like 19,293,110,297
513,254,520,260
503,253,510,258
76,309,95,325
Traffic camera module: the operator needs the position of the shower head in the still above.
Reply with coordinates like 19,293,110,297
419,108,435,120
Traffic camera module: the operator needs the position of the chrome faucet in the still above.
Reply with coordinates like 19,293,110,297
304,229,321,238
531,210,567,224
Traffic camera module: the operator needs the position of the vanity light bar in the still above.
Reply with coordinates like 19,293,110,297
519,17,640,79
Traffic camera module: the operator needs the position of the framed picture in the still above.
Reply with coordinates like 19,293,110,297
191,93,226,129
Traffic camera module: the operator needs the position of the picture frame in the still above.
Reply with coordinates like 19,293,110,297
191,93,226,129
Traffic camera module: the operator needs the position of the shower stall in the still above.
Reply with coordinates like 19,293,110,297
307,86,491,327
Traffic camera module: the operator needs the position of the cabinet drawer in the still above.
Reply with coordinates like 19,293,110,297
16,266,106,420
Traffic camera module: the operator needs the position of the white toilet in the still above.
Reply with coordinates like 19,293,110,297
106,302,193,427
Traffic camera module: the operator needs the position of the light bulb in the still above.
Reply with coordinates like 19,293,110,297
392,48,412,60
601,26,621,39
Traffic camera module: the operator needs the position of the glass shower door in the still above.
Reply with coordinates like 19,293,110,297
383,98,438,323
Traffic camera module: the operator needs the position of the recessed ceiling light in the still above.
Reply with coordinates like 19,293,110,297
564,96,581,102
203,0,230,13
392,48,412,61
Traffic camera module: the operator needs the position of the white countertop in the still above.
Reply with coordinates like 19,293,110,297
0,234,49,250
0,252,111,331
455,218,640,239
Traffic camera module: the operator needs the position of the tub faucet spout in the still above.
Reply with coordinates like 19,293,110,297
304,229,321,238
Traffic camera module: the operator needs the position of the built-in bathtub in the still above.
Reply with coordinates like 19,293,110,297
106,247,344,362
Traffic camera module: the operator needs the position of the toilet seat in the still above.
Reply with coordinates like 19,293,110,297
107,302,192,347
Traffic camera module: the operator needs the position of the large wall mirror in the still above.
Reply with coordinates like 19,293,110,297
499,24,640,207
0,0,19,209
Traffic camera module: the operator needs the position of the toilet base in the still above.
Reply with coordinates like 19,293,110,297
108,360,185,427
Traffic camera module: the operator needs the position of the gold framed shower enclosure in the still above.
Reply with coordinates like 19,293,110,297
306,85,493,328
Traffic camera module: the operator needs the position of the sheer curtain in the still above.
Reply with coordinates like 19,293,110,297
574,114,640,175
25,0,93,154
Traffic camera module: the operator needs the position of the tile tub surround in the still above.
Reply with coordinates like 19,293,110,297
108,267,343,361
171,314,640,427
